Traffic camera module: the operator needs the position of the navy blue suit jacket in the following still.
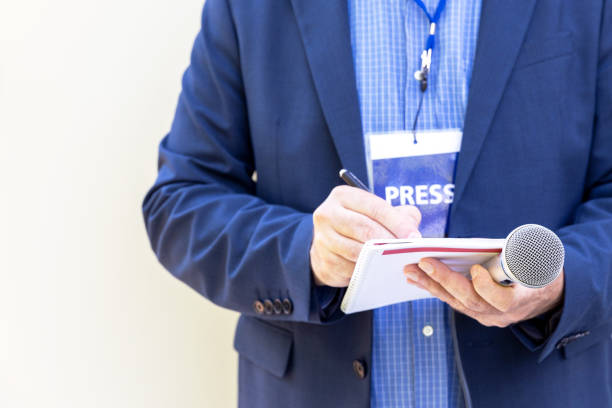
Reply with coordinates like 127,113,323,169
143,0,612,406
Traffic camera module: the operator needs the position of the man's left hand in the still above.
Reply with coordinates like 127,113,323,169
404,258,564,327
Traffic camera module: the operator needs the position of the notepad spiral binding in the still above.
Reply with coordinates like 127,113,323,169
340,246,380,313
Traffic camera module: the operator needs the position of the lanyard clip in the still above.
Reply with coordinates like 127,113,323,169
414,48,432,92
414,22,436,92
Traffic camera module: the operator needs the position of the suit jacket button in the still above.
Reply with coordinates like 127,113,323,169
263,299,274,315
352,359,367,380
253,300,265,315
282,298,293,315
273,299,283,314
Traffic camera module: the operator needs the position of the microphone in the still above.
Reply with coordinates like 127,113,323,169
483,224,565,288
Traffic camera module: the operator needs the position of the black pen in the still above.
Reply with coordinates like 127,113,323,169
339,169,369,191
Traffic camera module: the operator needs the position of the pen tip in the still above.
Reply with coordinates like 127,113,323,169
339,169,347,177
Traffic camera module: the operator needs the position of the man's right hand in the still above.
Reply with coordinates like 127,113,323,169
310,186,422,287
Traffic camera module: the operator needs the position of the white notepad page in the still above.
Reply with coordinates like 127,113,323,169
341,238,505,314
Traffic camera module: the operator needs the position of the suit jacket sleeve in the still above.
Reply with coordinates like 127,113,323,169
521,0,612,361
142,0,340,324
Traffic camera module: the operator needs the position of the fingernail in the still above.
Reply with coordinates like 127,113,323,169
405,269,419,282
418,261,433,275
471,267,479,279
408,231,422,239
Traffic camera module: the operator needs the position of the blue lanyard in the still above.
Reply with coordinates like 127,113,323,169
412,0,447,91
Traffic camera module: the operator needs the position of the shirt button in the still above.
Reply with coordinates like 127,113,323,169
422,325,434,337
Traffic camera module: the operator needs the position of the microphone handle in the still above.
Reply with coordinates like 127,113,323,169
482,255,515,286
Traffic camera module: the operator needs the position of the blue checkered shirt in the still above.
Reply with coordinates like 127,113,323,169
348,1,482,407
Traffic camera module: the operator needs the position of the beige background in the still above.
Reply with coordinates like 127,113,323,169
0,0,240,406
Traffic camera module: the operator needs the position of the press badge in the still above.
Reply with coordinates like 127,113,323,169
366,129,462,238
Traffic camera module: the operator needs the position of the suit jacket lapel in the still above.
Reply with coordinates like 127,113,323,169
290,0,537,212
452,0,537,213
290,0,367,183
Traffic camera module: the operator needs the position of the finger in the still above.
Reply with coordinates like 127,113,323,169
418,258,497,314
403,264,474,315
405,277,423,289
313,195,396,242
404,264,427,290
334,186,421,238
470,264,516,313
404,266,513,326
404,266,519,327
318,229,363,262
314,249,355,287
394,205,422,232
329,206,396,242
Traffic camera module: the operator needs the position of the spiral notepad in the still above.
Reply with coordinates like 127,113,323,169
340,238,504,314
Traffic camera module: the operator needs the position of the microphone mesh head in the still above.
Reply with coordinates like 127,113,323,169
504,224,565,288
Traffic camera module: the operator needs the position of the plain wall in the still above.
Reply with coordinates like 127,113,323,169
0,1,240,406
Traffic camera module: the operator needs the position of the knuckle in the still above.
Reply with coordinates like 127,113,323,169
330,185,346,197
361,223,378,241
312,207,326,225
369,200,390,224
312,234,325,251
320,255,334,271
310,236,318,252
310,245,322,266
327,234,342,253
367,202,382,221
311,238,320,254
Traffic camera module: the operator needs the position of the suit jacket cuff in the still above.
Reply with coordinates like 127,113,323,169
511,303,563,352
313,285,346,322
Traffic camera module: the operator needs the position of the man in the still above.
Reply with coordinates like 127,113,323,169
143,0,612,407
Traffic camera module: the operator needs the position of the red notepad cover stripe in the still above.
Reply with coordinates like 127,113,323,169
382,247,502,255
